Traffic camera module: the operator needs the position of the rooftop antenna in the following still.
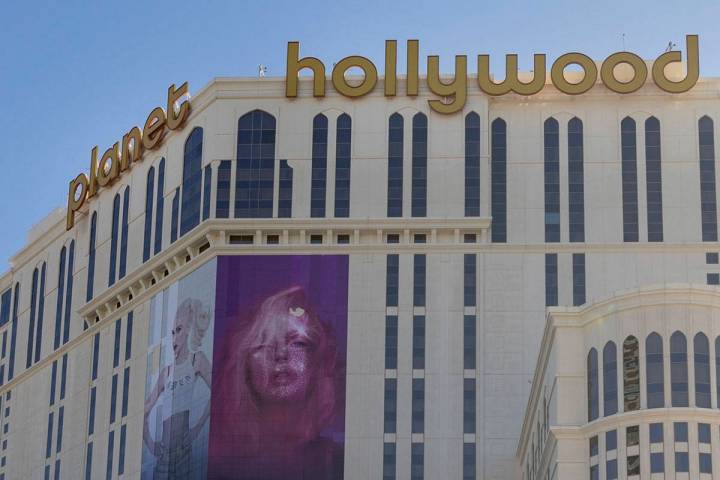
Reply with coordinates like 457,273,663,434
622,33,626,51
665,41,677,53
258,64,267,78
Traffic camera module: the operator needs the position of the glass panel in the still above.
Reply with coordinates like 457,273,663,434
603,341,618,416
491,118,507,242
622,336,640,411
646,333,665,408
544,117,560,242
670,332,689,407
465,112,481,216
621,117,639,242
387,113,403,217
645,117,664,241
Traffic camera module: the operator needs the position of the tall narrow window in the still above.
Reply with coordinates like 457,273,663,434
463,378,475,434
53,247,67,350
8,283,19,380
411,378,424,433
383,378,397,434
202,165,212,221
603,341,618,416
464,254,476,307
387,113,404,217
335,113,352,217
383,442,396,480
142,167,155,262
87,212,97,301
694,332,711,408
278,160,293,218
622,336,640,411
216,160,231,219
621,117,639,242
646,333,664,408
545,253,558,306
118,187,130,280
716,336,720,407
645,117,664,241
154,159,165,255
670,331,689,407
544,117,560,242
568,117,585,242
310,113,328,218
587,348,599,421
27,263,46,367
180,127,203,235
572,253,586,306
0,290,9,328
413,254,426,307
411,112,427,217
108,194,120,286
411,442,424,480
699,116,718,241
491,118,507,242
236,110,276,218
170,188,179,244
465,112,481,216
463,443,476,480
412,316,425,370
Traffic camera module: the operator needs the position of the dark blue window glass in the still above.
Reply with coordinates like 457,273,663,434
606,430,617,451
118,424,127,475
216,160,231,218
8,283,19,380
700,452,712,474
699,116,718,241
56,406,64,453
464,315,476,370
463,443,476,480
45,412,53,458
387,113,404,217
60,354,67,400
0,290,9,328
464,254,476,307
413,254,426,307
49,360,57,406
544,117,560,242
603,341,618,416
671,331,689,407
36,264,46,365
649,423,663,443
412,315,425,370
383,378,396,433
87,212,97,301
311,113,328,218
412,378,424,433
53,247,67,350
411,442,424,480
118,187,130,279
386,254,399,307
202,165,212,221
545,253,558,306
180,127,203,236
621,117,639,242
463,378,475,434
645,117,664,241
143,166,155,262
88,387,96,435
26,268,39,369
573,253,585,306
28,263,46,367
699,423,711,443
411,113,427,217
278,160,293,218
170,188,179,244
675,452,689,472
84,442,93,480
121,366,130,417
716,336,720,407
383,442,396,480
568,117,585,242
385,315,398,370
335,113,352,217
646,332,664,408
125,311,133,361
91,333,99,381
236,110,276,218
674,422,688,442
109,373,118,424
108,194,120,286
106,430,114,480
113,319,121,368
695,332,711,407
465,112,481,216
491,118,507,242
154,159,165,255
650,452,664,473
587,348,599,421
62,241,74,345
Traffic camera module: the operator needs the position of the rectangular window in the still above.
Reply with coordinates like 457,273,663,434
627,455,640,476
568,118,585,242
645,117,664,241
60,354,67,400
121,367,130,418
311,114,328,218
216,160,232,219
674,422,688,442
113,319,121,368
266,235,280,245
49,360,57,406
464,254,476,307
310,234,323,244
88,387,96,436
118,424,127,475
463,378,475,434
109,374,118,424
649,422,663,443
606,458,618,479
700,452,713,474
56,406,64,453
202,165,212,221
544,118,560,242
621,118,639,242
675,452,689,472
385,316,398,370
463,443,476,480
413,255,426,307
626,425,639,447
278,160,293,218
337,234,350,244
708,273,720,285
171,188,180,244
125,312,133,361
412,316,425,370
699,423,711,443
45,412,54,458
698,117,718,241
606,429,617,451
590,464,599,480
383,379,396,434
465,113,481,217
411,442,424,480
545,253,558,307
411,378,424,433
650,452,664,473
573,253,586,306
463,315,476,370
589,436,598,457
0,290,10,328
335,114,352,218
383,442,396,480
386,255,399,307
154,160,165,255
387,114,403,217
707,252,719,264
411,114,427,218
106,430,114,480
91,334,99,381
386,234,400,244
491,119,507,243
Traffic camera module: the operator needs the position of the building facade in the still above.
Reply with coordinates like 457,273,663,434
1,65,720,480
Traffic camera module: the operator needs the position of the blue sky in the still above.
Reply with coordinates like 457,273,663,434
1,0,718,268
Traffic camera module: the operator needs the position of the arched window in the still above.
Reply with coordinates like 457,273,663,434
26,262,46,367
310,113,328,218
62,241,74,346
645,333,664,408
87,212,97,302
465,112,481,217
236,110,276,218
645,117,663,241
387,113,404,217
699,116,718,241
621,117,639,242
143,166,155,262
411,112,427,218
568,117,585,242
544,117,560,242
53,246,67,349
587,348,599,421
335,113,352,218
118,186,130,280
491,118,507,243
694,332,711,408
8,282,20,380
108,193,121,287
603,341,618,416
154,159,165,255
180,127,203,235
670,331,689,407
623,336,640,411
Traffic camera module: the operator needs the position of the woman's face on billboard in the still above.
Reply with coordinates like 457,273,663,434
248,312,313,403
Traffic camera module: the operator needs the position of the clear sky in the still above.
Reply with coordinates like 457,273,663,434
1,0,718,269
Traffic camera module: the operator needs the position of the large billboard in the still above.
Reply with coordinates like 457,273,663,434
142,256,349,480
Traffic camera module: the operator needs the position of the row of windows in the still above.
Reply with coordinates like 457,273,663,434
544,253,586,307
588,331,720,422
